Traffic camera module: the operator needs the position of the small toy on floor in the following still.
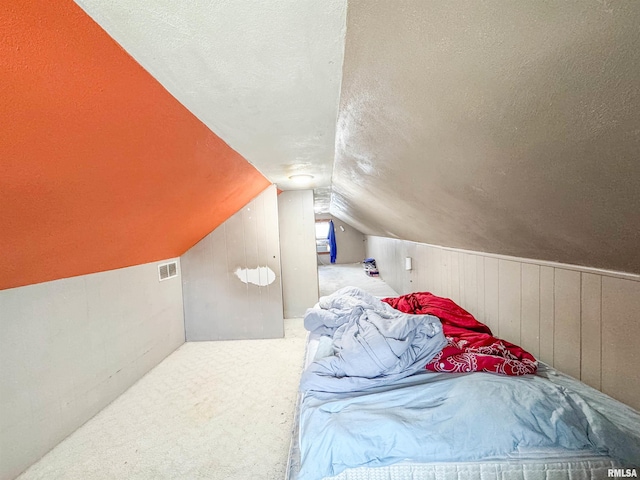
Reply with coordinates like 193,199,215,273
363,258,379,276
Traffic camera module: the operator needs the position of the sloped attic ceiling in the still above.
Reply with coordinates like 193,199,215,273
3,0,639,287
0,0,270,290
334,0,640,274
74,0,640,275
73,0,347,198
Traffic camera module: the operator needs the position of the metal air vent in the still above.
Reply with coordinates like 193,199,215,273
158,261,178,281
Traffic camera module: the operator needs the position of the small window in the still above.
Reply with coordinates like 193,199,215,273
315,221,330,239
315,220,331,254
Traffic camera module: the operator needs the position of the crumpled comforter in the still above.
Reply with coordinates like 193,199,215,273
383,292,538,375
300,287,447,393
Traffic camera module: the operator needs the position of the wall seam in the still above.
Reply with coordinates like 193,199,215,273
599,275,603,393
537,265,541,360
497,259,501,338
552,267,556,368
579,272,583,381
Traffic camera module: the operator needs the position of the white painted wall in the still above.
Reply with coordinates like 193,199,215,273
315,214,365,265
366,235,640,411
181,185,284,340
278,190,319,318
0,261,185,480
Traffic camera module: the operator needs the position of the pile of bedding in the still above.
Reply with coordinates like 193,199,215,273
383,292,537,375
297,286,640,480
302,286,537,390
301,286,447,392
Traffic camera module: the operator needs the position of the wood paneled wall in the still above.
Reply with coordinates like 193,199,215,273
278,190,320,318
366,236,640,411
181,186,284,341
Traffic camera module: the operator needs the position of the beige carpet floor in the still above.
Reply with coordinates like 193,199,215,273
17,319,308,480
318,263,398,297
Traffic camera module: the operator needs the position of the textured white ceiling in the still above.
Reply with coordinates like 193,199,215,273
74,0,346,192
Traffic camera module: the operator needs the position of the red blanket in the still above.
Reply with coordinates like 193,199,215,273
382,292,537,375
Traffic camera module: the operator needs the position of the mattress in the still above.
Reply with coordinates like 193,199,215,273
293,459,618,480
286,332,638,480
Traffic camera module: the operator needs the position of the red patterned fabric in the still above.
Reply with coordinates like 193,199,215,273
382,292,537,376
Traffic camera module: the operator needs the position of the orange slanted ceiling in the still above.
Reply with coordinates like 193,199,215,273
0,0,270,290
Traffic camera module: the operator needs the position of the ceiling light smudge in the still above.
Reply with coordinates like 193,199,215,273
289,174,315,184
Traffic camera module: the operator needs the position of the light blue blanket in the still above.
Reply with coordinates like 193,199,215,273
300,287,447,393
303,286,398,336
297,366,640,480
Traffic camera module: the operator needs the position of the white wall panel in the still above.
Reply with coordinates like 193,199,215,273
182,185,284,340
581,273,602,390
366,235,640,411
442,249,452,299
463,254,478,317
475,256,486,325
498,260,521,345
279,190,319,318
521,263,541,359
553,269,581,380
434,247,444,296
484,257,500,336
538,266,555,366
243,194,265,337
223,198,252,338
414,243,429,292
0,261,184,480
601,277,640,408
427,244,438,294
449,251,461,306
262,189,286,326
394,241,406,294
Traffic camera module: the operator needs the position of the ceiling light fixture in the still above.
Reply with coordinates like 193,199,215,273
289,174,314,184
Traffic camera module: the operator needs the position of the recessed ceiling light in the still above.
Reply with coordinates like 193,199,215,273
289,174,314,183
